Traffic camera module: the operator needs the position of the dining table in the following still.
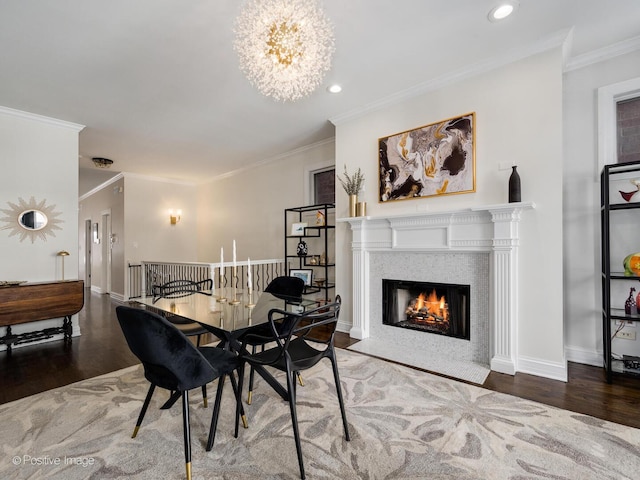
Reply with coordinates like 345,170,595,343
135,287,319,401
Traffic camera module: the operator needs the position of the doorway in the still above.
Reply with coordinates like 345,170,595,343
101,211,112,295
84,219,92,286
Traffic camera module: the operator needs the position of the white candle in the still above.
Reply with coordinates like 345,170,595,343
220,247,224,286
233,240,237,270
247,257,252,292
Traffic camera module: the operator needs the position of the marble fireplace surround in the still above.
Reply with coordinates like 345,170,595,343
339,202,535,377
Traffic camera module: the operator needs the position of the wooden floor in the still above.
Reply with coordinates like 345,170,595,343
2,290,640,430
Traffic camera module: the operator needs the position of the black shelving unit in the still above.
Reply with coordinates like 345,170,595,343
284,203,335,303
600,160,640,383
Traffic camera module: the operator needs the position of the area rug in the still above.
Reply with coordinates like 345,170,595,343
1,349,638,479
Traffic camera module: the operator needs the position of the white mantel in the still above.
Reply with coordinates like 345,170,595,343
338,202,535,376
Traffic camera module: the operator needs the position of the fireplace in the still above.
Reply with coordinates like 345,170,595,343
382,279,470,340
339,202,535,377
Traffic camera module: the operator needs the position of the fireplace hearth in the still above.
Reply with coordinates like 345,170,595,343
383,279,470,340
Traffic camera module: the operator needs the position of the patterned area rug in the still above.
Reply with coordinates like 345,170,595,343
1,349,639,479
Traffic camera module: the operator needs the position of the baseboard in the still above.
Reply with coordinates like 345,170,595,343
565,345,603,367
517,355,568,382
337,320,351,334
490,356,516,375
109,292,125,302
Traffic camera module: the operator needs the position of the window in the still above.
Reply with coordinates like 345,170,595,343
313,168,335,204
617,97,640,164
598,77,640,176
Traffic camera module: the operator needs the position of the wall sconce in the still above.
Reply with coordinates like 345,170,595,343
169,209,182,225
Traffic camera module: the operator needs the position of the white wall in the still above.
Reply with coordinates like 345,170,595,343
196,140,334,262
78,173,198,299
0,107,83,281
563,49,640,365
0,106,84,348
333,48,566,379
124,174,199,265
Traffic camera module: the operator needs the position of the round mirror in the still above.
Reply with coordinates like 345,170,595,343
19,209,48,231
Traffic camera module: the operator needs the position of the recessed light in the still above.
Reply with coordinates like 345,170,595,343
327,84,342,94
488,1,518,22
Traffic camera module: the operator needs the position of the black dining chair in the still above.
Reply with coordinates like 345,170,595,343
151,279,213,347
245,275,305,404
236,296,350,480
115,305,242,480
264,275,305,298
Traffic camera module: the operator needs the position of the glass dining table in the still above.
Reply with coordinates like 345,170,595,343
135,287,318,400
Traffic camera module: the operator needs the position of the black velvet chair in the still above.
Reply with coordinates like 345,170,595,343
264,276,305,298
237,296,350,480
151,279,212,346
116,305,241,480
245,275,305,404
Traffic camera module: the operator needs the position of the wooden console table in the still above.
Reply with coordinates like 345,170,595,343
0,280,84,353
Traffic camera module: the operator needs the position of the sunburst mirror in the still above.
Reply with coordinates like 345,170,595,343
0,197,64,243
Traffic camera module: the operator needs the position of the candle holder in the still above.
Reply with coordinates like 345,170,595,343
209,297,218,312
229,266,241,305
217,274,227,302
245,290,255,309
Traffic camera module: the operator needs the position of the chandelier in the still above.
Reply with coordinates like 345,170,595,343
234,0,335,102
91,157,113,168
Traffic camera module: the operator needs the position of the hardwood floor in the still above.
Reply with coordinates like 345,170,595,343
2,290,640,430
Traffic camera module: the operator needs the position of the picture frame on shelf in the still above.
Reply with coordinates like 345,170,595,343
291,222,307,236
290,268,313,286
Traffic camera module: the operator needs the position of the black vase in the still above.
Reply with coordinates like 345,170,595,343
296,239,308,257
508,166,521,203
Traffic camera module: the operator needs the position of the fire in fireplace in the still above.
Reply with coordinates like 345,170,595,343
382,279,470,340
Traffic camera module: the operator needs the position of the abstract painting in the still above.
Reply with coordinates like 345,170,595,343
379,113,475,202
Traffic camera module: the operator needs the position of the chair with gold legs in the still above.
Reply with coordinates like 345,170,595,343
237,296,350,479
116,305,242,480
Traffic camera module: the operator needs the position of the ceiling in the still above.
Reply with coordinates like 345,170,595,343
1,0,639,190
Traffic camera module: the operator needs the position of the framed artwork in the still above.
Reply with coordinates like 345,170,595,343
290,268,313,286
291,222,307,236
378,112,475,202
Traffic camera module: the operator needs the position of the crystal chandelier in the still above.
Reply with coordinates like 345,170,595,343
234,0,335,102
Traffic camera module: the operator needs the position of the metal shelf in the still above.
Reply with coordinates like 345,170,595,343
600,159,640,384
284,204,335,303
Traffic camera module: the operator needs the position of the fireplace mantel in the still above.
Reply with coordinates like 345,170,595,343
338,201,535,375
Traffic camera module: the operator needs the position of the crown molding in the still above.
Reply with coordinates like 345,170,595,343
564,34,640,72
79,171,197,201
210,137,335,182
123,172,196,187
330,29,572,126
79,173,125,201
0,105,84,132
